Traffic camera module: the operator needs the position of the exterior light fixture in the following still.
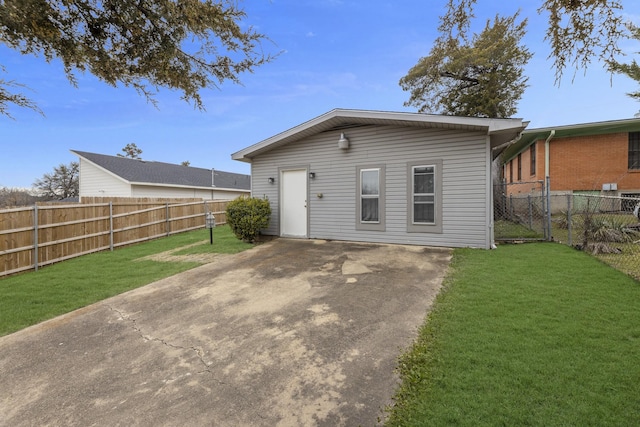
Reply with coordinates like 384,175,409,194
268,177,275,184
309,172,316,179
338,133,349,150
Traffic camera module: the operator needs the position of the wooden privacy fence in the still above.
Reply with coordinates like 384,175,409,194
0,198,230,277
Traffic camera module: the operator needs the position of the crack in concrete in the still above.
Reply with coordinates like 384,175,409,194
107,305,226,384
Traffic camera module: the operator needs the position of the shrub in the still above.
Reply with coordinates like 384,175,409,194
225,197,271,243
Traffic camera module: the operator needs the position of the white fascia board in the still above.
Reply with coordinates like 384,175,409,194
231,109,526,162
129,181,249,193
72,150,131,184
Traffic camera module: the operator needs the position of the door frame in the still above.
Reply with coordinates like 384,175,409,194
278,166,310,238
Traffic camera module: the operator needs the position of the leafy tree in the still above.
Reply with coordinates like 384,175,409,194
0,0,274,116
181,160,191,166
607,23,640,99
400,12,532,118
437,0,626,84
117,143,142,159
33,162,79,200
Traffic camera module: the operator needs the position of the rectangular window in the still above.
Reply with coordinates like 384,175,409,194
509,161,513,183
530,144,536,175
630,132,640,170
360,168,379,223
356,165,385,231
412,165,435,224
517,154,522,181
407,160,442,234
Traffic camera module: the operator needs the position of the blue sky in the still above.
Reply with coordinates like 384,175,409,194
2,0,640,189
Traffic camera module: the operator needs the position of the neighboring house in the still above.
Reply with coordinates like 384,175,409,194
502,118,640,210
231,109,526,249
72,150,250,200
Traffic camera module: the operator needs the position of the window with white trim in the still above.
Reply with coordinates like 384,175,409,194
407,160,442,234
356,165,385,231
360,168,380,222
412,165,435,224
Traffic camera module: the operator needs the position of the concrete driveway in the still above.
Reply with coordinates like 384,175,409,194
0,238,451,426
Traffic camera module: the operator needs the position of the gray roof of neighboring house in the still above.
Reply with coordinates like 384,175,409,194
71,150,251,191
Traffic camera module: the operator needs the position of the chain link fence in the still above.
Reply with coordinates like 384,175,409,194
494,181,548,241
495,182,640,280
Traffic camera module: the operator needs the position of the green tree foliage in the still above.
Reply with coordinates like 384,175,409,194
117,142,142,159
400,12,532,118
0,0,274,116
33,162,79,200
437,0,626,84
607,23,640,100
226,196,271,243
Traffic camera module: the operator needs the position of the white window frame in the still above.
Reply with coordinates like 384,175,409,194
412,164,436,225
407,160,443,234
356,165,385,231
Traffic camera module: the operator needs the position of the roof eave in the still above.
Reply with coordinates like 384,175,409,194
71,150,133,184
129,181,250,192
231,109,526,162
502,117,640,162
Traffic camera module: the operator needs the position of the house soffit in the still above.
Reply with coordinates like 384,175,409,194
232,109,524,162
502,118,640,162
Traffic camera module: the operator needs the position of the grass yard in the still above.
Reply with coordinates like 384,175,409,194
494,219,544,239
0,225,251,337
386,242,640,427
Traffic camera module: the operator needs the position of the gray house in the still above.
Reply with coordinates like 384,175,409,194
232,109,526,249
72,150,250,200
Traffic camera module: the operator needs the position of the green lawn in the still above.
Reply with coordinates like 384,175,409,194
386,242,640,427
0,226,250,337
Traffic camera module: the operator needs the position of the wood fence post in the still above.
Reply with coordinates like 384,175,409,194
109,202,114,251
166,202,170,236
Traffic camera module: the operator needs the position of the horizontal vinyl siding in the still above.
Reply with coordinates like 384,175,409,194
251,124,490,248
79,159,131,198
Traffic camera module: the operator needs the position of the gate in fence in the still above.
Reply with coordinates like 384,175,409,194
494,182,640,280
494,180,549,241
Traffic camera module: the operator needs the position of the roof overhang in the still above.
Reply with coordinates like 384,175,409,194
72,150,131,185
232,109,527,163
129,181,250,192
502,117,640,162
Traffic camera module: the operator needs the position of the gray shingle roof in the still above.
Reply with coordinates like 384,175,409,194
71,150,250,191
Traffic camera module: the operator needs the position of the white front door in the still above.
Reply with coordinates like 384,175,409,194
281,169,308,237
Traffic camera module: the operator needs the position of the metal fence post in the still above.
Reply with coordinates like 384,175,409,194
33,204,38,271
546,176,552,241
567,193,572,247
528,194,533,230
509,194,513,220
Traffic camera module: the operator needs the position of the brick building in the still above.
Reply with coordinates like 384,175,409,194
502,118,640,210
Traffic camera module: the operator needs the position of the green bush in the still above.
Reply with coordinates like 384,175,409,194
226,196,271,242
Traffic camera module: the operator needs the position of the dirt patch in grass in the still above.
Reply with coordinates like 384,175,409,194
136,241,226,264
